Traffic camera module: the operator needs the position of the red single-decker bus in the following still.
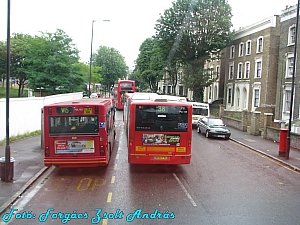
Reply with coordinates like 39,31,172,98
124,93,192,164
43,98,116,168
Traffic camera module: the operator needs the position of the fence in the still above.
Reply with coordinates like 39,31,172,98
0,93,83,141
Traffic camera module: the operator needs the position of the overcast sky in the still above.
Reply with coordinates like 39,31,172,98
0,0,297,69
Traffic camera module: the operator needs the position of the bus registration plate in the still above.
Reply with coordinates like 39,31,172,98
84,108,92,114
154,156,168,160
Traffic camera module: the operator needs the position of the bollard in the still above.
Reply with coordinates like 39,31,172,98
0,157,15,181
278,128,288,157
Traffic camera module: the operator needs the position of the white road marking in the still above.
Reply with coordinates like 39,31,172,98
173,173,197,207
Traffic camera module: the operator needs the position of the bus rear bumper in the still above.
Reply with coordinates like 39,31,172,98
128,155,191,164
44,157,108,168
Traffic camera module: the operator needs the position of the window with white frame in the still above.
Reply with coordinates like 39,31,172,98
237,63,243,79
216,66,220,79
255,61,262,78
246,40,251,55
285,90,291,112
229,62,234,79
244,61,250,78
228,88,232,104
254,89,260,107
288,26,296,45
239,42,244,57
209,86,212,99
257,37,263,53
210,67,213,79
230,45,235,59
286,53,294,78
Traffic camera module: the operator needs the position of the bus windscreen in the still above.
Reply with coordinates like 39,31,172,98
135,105,188,132
49,116,98,134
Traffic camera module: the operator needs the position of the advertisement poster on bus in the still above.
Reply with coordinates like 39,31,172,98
142,134,180,146
54,140,95,154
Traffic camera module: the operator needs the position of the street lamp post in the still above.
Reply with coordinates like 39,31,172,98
286,0,300,159
4,0,12,182
89,19,110,98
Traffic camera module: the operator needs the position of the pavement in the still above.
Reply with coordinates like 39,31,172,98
0,128,300,216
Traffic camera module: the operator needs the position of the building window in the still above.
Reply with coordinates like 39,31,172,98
216,66,220,80
254,89,260,107
179,86,183,96
288,26,296,45
246,40,251,55
244,62,250,78
257,37,263,53
210,67,213,79
255,61,262,78
237,63,243,79
209,86,212,99
230,45,235,59
285,90,291,112
229,63,234,80
239,42,244,57
167,86,171,94
228,88,232,104
286,54,294,78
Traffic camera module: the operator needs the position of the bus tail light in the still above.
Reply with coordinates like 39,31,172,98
45,146,50,156
129,138,133,147
188,139,191,147
48,108,52,115
100,145,105,156
95,106,99,114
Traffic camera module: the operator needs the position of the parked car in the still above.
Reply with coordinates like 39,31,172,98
197,117,231,139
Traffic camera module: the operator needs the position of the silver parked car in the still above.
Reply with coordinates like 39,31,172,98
197,117,231,139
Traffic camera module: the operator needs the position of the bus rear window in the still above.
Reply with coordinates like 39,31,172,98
49,116,98,135
192,108,208,116
120,83,133,87
135,105,188,132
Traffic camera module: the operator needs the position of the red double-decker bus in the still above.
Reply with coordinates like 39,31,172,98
114,80,136,110
43,98,116,168
123,93,192,164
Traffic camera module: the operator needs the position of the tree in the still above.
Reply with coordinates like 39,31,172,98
135,38,166,92
10,33,34,96
24,29,83,94
155,0,233,99
71,62,101,94
94,46,128,91
183,58,216,101
0,41,6,87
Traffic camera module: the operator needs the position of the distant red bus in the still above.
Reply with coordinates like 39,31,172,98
114,80,136,110
43,98,116,168
123,93,192,164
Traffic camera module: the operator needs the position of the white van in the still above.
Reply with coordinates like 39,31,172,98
189,102,210,127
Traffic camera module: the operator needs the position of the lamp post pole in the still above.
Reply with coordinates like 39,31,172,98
89,20,95,98
89,19,110,98
4,0,12,182
286,0,299,159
